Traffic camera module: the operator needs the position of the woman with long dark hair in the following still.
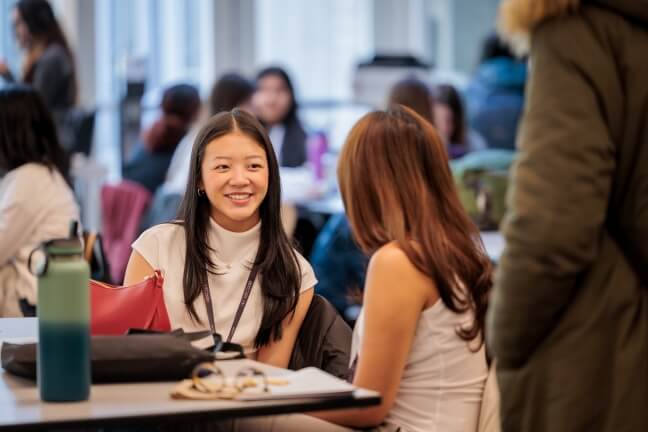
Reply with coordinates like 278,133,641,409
124,109,316,364
0,0,76,114
433,83,487,159
253,66,307,167
0,85,79,316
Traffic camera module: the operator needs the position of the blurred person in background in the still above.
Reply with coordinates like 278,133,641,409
255,66,321,255
122,83,201,194
433,83,487,159
0,0,77,150
253,66,307,168
465,32,526,150
0,85,79,317
208,72,255,115
310,213,368,320
387,76,434,124
487,0,648,431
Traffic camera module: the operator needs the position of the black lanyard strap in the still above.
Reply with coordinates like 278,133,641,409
201,262,260,343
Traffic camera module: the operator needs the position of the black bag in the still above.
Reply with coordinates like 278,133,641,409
0,330,241,383
288,294,352,379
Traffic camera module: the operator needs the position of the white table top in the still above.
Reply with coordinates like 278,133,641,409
0,318,379,430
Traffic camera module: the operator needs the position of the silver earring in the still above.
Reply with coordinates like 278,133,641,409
197,188,205,197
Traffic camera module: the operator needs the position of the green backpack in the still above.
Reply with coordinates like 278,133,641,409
450,149,516,231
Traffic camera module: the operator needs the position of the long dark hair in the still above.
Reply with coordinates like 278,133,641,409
16,0,77,101
434,83,467,146
256,66,299,126
338,105,492,345
0,84,69,178
176,109,302,347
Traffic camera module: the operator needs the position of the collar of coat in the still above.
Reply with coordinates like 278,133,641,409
498,0,648,55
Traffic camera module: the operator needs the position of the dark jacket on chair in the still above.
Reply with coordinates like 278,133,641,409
289,294,351,379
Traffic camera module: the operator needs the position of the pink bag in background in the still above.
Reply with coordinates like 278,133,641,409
100,180,152,284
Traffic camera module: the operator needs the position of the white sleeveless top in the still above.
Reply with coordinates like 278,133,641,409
351,300,488,432
132,219,316,353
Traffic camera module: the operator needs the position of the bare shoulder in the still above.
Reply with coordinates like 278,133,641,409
366,242,436,307
368,242,423,281
369,242,412,267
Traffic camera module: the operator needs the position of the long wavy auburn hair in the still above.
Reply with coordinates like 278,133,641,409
337,105,493,344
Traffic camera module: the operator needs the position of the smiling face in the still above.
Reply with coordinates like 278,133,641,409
253,74,293,126
199,131,269,232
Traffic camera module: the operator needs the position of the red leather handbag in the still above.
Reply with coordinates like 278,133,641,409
90,270,172,335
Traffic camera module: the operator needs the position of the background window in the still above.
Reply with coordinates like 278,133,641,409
0,0,19,79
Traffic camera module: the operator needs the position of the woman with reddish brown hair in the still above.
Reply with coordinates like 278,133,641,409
315,105,492,431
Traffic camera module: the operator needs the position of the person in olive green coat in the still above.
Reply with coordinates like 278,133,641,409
487,0,648,431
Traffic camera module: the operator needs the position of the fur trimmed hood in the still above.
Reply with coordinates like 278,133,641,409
498,0,648,53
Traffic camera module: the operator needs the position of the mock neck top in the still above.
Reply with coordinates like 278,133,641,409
133,219,316,353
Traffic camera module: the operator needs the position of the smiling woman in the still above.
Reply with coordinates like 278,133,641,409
123,109,316,368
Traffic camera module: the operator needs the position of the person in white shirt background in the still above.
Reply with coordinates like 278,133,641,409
0,84,79,316
124,108,316,366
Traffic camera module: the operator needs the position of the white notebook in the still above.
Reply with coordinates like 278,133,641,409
236,367,355,401
213,360,355,401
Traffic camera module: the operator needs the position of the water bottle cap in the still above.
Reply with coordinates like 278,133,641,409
44,238,83,255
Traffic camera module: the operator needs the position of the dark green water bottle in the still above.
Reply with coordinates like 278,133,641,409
30,221,91,402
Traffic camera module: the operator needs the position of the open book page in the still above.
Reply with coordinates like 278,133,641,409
235,367,355,401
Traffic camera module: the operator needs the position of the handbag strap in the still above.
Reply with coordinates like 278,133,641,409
201,262,260,343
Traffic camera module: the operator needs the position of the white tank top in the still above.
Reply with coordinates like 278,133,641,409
351,300,487,432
